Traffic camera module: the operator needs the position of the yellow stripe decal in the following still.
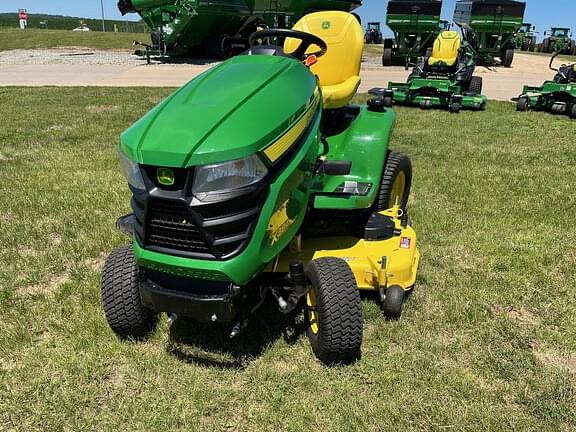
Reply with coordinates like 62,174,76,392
263,91,320,163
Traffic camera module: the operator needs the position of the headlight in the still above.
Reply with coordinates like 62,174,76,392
192,155,268,202
118,147,145,190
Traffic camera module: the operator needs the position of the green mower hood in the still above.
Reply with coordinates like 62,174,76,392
120,55,319,168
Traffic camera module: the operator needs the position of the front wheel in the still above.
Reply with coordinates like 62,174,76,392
570,104,576,119
101,245,158,339
305,258,363,365
517,97,530,112
373,152,413,212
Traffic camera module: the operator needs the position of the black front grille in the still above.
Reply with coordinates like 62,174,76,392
146,200,211,254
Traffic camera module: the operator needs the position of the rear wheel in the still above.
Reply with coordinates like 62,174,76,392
373,152,412,212
101,246,158,339
502,49,514,67
305,258,363,365
382,47,393,66
517,97,530,112
570,104,576,119
468,76,483,95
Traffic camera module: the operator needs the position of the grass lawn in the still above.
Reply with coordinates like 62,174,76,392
1,87,575,431
0,28,141,52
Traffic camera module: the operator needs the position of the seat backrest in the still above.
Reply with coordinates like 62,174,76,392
428,31,461,67
284,11,364,87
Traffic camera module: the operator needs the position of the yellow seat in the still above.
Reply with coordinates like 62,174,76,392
284,11,364,109
428,31,461,67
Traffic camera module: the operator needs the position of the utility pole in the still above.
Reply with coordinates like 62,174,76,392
100,0,106,32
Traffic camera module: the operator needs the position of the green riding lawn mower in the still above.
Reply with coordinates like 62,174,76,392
517,52,576,119
380,24,488,112
101,11,421,364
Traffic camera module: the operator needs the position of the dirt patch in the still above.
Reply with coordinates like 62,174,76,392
535,349,576,374
86,105,119,114
489,304,542,327
21,272,71,297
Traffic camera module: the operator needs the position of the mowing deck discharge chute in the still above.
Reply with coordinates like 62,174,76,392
382,0,443,67
453,0,526,67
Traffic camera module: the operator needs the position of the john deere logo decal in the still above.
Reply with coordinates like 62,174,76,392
322,21,330,30
157,167,175,186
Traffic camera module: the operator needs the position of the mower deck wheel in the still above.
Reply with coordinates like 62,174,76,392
570,104,576,119
101,245,158,339
382,285,405,319
305,258,363,365
373,151,412,211
420,99,432,110
383,96,393,107
517,97,530,112
449,102,461,113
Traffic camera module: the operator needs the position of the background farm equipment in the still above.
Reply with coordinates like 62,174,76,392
382,0,444,67
515,22,536,52
365,22,383,44
453,0,526,67
540,27,575,55
118,0,361,59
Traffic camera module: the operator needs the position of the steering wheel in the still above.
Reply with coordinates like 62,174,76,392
249,29,328,61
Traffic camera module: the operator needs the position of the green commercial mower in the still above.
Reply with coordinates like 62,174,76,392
381,25,488,112
454,0,526,67
118,0,361,59
102,11,421,364
517,52,576,119
382,0,444,67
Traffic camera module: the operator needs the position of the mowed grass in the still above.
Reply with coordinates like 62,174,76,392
0,28,141,52
1,87,576,431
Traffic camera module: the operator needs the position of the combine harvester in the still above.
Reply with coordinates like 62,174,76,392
382,0,444,67
118,0,361,59
453,0,526,67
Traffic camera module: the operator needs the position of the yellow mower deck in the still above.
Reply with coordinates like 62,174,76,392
272,207,420,292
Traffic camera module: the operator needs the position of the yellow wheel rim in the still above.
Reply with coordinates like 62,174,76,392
389,171,406,208
306,288,319,335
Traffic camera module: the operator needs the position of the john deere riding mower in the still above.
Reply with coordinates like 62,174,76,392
382,0,444,67
454,0,526,67
517,52,576,119
102,11,420,364
382,26,487,112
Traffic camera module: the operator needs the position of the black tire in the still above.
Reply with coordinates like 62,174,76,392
449,102,461,113
468,76,483,95
305,258,363,365
373,152,413,212
517,96,530,112
542,39,551,53
570,104,576,119
502,49,514,67
383,96,393,107
101,246,158,339
382,285,405,319
382,47,393,66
